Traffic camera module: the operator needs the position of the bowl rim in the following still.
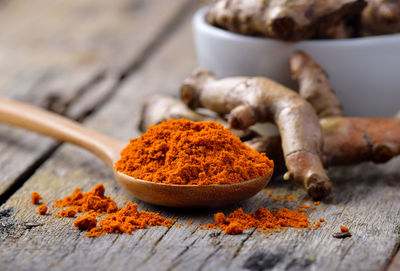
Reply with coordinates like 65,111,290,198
194,6,400,45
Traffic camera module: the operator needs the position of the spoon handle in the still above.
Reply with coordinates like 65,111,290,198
0,97,125,168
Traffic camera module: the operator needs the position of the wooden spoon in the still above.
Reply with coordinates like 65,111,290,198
0,97,272,207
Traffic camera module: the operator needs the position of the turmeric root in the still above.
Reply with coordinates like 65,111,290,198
322,117,400,165
290,51,343,118
138,95,257,141
362,0,400,35
139,95,215,131
180,68,332,199
315,21,353,39
290,50,400,163
207,0,367,41
246,118,400,170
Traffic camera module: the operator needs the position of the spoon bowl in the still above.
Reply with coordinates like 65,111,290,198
115,170,272,207
0,97,272,207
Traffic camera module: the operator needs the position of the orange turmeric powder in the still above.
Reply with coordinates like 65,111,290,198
33,185,325,237
87,202,172,237
50,184,172,237
115,119,273,185
56,208,77,218
37,205,47,215
340,225,349,232
313,222,322,230
207,207,311,235
74,215,97,230
31,192,42,204
54,184,119,215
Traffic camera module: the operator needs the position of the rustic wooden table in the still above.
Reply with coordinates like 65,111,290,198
0,1,399,270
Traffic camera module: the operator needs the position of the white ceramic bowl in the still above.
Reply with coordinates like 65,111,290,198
193,7,400,117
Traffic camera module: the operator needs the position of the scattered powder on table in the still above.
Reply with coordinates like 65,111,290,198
56,208,77,218
31,185,326,237
273,196,286,202
46,184,172,237
333,225,352,238
340,225,349,232
74,215,97,230
54,184,119,215
206,207,313,235
87,202,173,237
299,204,309,209
313,222,322,230
115,119,273,185
31,192,42,204
37,205,47,215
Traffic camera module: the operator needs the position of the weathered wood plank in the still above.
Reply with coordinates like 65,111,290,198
0,0,193,198
1,3,400,271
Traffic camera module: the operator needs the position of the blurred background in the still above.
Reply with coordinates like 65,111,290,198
0,0,206,116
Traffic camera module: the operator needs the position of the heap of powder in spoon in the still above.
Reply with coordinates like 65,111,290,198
115,119,274,185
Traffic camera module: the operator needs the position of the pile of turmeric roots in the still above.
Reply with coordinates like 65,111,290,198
207,0,400,41
139,52,400,199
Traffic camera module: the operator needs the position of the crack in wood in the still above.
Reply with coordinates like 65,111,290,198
166,231,202,271
0,208,16,239
335,241,356,270
0,143,60,205
196,246,222,271
243,252,284,271
117,0,197,81
88,234,121,264
135,220,178,268
232,229,256,259
49,70,106,115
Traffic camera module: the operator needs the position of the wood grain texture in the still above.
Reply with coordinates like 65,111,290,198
0,0,192,198
1,6,400,271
